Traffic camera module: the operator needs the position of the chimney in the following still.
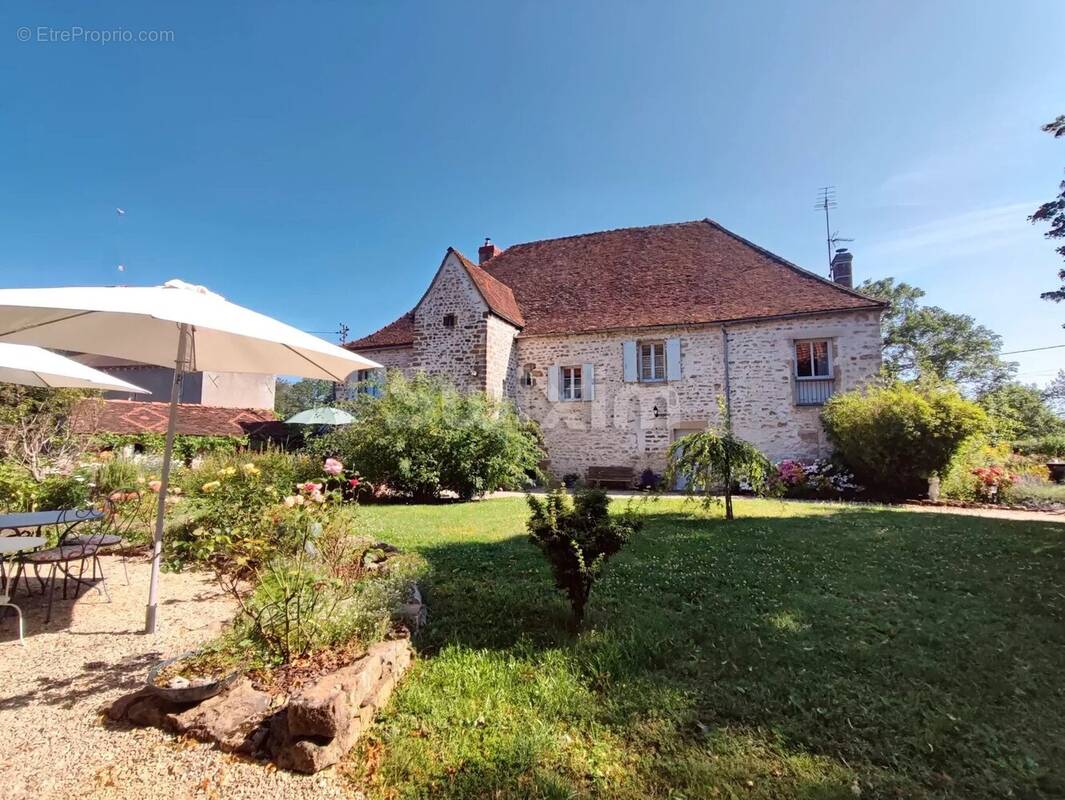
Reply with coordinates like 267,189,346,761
830,248,853,288
478,237,502,265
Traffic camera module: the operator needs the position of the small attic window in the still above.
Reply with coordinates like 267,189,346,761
442,313,456,328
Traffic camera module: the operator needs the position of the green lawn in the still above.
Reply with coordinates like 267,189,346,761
345,497,1065,800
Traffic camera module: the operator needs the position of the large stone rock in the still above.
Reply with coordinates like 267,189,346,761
167,679,273,753
272,641,414,773
286,654,382,740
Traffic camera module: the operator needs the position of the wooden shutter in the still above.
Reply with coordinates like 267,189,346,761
582,363,595,401
547,365,560,402
623,341,637,382
666,337,682,381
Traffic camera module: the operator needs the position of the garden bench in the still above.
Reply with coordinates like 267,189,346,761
585,466,635,490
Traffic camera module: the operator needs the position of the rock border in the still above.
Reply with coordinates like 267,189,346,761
108,582,427,774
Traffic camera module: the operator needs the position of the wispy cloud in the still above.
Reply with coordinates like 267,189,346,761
864,201,1037,267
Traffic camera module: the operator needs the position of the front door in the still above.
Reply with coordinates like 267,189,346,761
671,428,689,491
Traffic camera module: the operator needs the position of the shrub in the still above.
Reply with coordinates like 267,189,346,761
1014,435,1065,458
664,424,774,519
637,469,661,491
0,463,38,511
771,459,861,499
941,437,1010,502
165,461,282,572
822,381,987,499
318,372,543,501
224,505,423,664
526,489,641,626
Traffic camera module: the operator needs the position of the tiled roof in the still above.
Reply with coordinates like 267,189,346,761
73,399,283,438
348,218,883,347
347,311,416,350
450,248,526,327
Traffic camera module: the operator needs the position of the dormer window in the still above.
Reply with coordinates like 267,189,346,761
442,313,456,328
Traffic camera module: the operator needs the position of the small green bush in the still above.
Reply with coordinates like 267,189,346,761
940,438,1012,502
319,372,543,501
224,505,423,664
822,381,987,499
526,489,641,626
1013,434,1065,459
0,463,39,511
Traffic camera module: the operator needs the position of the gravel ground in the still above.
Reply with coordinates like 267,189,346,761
0,552,355,800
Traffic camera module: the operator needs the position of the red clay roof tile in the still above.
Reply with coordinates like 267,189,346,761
348,218,883,348
73,399,281,437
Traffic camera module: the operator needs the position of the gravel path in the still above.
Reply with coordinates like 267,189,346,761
0,552,355,800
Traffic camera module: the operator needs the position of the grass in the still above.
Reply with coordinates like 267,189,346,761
341,497,1065,799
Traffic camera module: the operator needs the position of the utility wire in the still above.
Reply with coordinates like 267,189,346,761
999,343,1065,356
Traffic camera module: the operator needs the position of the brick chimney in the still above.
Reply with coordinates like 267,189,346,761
478,237,502,265
829,248,853,288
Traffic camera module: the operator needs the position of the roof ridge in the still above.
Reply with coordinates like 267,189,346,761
698,218,886,306
496,219,706,253
447,247,526,328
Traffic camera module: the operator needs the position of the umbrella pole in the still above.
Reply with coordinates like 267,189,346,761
145,323,190,634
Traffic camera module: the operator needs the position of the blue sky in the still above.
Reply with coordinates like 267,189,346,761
1,1,1062,383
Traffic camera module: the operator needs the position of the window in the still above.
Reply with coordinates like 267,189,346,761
795,340,831,379
442,313,456,328
355,367,384,398
560,366,582,401
639,341,666,382
522,367,534,387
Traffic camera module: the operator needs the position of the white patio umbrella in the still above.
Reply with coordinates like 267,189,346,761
0,342,151,393
0,279,380,633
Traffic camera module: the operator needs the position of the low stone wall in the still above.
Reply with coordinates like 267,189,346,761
110,636,416,774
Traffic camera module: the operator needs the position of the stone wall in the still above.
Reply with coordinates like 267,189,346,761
513,310,882,478
484,314,520,399
410,252,490,393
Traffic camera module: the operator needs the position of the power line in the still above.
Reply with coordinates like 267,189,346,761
999,343,1065,356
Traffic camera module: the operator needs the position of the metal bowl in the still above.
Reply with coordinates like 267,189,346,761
146,652,239,704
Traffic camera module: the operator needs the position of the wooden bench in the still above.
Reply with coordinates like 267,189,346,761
585,466,635,490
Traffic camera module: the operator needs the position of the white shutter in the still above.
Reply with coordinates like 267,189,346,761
666,337,682,381
582,363,595,401
547,365,560,402
623,340,637,382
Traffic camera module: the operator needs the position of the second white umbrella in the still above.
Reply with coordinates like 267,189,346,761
0,278,380,633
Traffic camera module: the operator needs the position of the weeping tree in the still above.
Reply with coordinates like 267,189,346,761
664,423,773,520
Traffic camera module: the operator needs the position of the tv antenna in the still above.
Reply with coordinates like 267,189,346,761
305,322,350,344
814,187,853,271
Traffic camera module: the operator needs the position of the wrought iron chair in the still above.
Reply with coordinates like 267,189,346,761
8,511,115,624
0,592,24,645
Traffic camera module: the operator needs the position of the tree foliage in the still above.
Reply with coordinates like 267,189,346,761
857,277,1015,391
821,381,988,499
274,378,336,419
1044,369,1065,417
315,372,543,501
526,488,639,626
0,386,95,481
664,423,773,520
1030,115,1065,308
976,381,1065,441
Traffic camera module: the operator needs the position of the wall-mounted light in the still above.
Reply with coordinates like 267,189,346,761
652,405,667,418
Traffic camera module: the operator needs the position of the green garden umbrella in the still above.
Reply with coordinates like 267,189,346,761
285,406,355,425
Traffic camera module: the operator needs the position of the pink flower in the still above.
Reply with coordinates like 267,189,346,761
323,458,344,476
147,480,162,493
300,482,322,495
310,490,326,504
348,477,360,488
282,495,298,508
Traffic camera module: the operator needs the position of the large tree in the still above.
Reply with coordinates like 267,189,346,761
977,381,1065,440
274,378,336,419
1031,115,1065,310
857,277,1015,392
1045,369,1065,417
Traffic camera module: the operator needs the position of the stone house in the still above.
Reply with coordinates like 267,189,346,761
346,219,884,481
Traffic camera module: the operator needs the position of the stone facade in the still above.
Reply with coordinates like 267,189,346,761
511,310,879,477
409,252,517,394
348,251,882,480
